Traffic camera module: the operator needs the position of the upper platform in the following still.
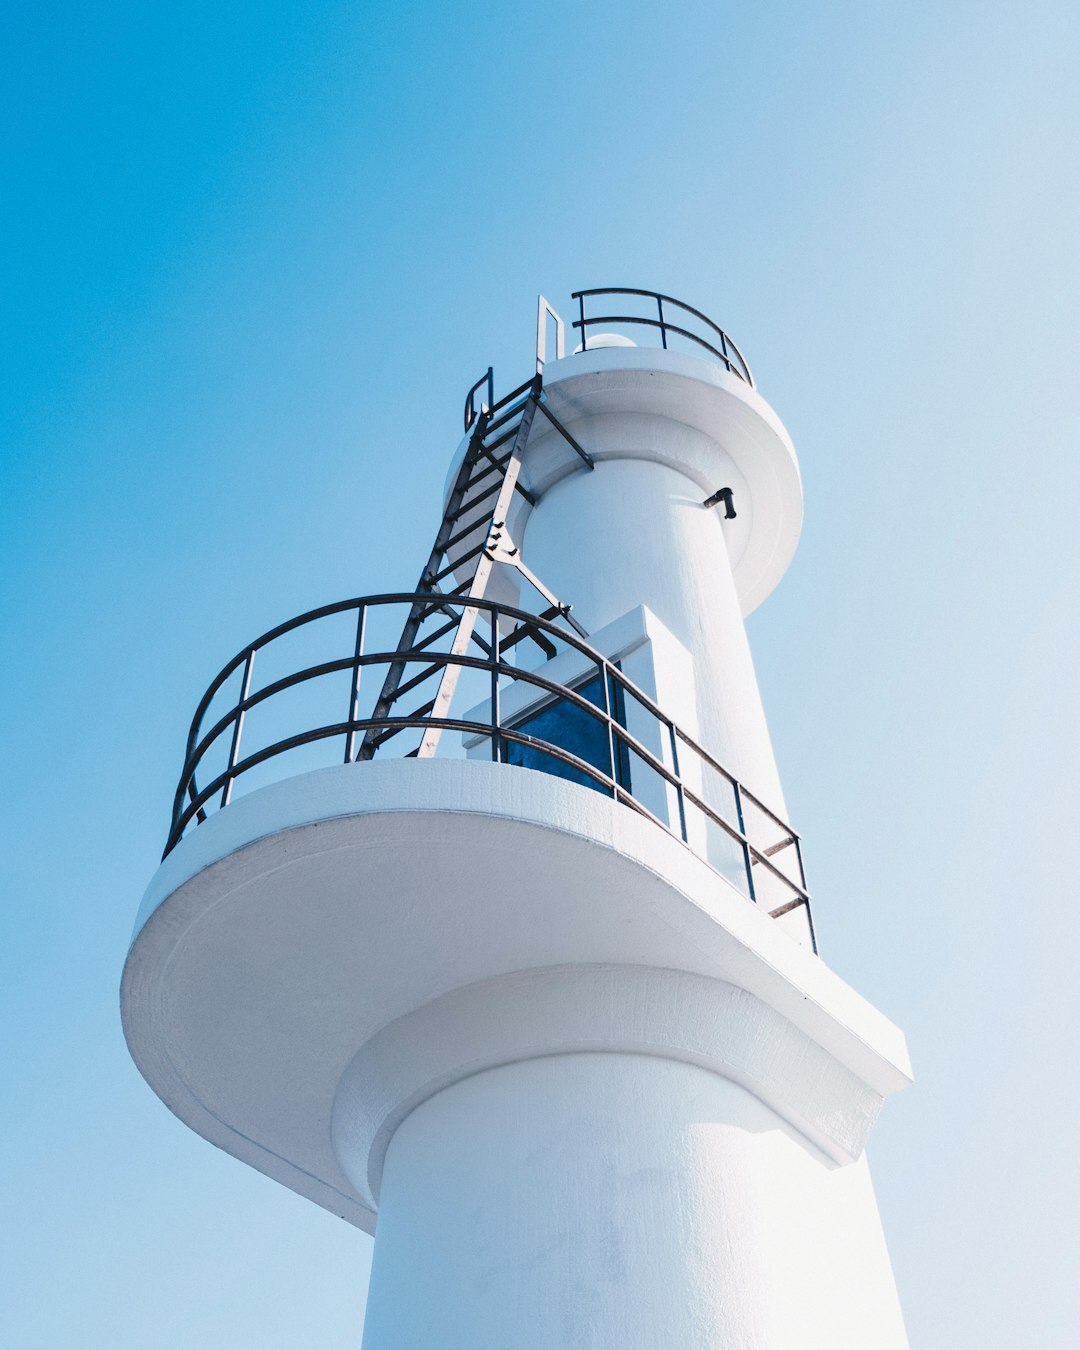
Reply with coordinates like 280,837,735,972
539,346,803,615
449,288,804,616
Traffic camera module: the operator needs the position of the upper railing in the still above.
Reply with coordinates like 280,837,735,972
163,592,814,949
571,288,754,386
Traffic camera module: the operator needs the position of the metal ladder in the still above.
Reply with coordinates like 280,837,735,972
357,368,594,761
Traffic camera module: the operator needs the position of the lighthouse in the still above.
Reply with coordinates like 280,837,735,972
121,288,912,1348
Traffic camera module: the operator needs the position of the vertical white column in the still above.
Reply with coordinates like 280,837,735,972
353,1053,909,1350
520,451,788,816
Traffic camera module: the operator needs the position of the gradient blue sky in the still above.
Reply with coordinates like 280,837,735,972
3,2,1079,1346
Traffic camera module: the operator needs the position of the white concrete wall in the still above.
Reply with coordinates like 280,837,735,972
461,605,701,838
520,449,788,821
353,1053,908,1350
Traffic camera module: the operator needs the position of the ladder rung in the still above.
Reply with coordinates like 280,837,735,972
464,456,507,494
387,662,444,703
761,835,796,858
412,616,460,654
444,513,493,554
483,399,529,438
448,479,501,520
397,699,436,723
487,375,538,417
431,542,484,586
767,896,806,920
478,444,511,469
468,627,492,657
366,724,404,751
418,596,464,622
481,424,522,454
441,592,496,655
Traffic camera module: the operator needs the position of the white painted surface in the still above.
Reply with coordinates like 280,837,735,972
523,352,797,819
523,455,788,819
574,330,638,350
120,343,911,1345
444,348,803,619
121,759,910,1237
443,348,803,828
331,965,891,1217
462,605,699,831
354,1053,909,1350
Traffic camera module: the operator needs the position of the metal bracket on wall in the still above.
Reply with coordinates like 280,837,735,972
703,487,736,519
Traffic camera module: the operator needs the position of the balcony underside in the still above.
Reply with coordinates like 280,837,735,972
121,758,910,1233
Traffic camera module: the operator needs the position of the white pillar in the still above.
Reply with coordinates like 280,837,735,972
505,350,805,829
123,338,910,1350
350,1052,908,1350
520,452,787,815
332,962,910,1350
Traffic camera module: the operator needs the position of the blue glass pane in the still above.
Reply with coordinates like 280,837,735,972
505,674,630,794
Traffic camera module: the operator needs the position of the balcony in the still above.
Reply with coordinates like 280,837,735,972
568,288,754,385
164,592,815,949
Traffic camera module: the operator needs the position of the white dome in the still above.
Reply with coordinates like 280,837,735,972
573,332,637,353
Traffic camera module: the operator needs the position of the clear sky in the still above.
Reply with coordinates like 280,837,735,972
3,2,1079,1345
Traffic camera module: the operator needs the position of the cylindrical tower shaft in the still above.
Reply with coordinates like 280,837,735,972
498,345,805,823
521,452,787,814
352,1052,908,1350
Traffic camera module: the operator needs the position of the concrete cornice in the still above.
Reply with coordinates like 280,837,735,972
122,759,910,1233
333,964,888,1214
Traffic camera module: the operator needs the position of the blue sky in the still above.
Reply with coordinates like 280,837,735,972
3,2,1079,1345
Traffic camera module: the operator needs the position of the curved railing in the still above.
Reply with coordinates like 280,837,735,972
165,593,814,948
571,288,754,386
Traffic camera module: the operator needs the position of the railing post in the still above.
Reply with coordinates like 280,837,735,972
221,648,255,808
578,292,587,351
804,896,819,955
793,833,808,892
344,605,367,764
732,778,757,904
657,293,668,349
667,722,688,841
793,833,817,953
598,658,618,797
490,606,502,763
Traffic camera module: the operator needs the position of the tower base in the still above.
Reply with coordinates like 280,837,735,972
121,758,911,1347
355,1050,908,1350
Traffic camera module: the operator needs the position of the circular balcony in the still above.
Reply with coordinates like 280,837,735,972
570,288,754,385
164,592,814,946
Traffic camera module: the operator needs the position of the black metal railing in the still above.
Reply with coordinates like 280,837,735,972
463,366,496,432
164,593,814,949
571,288,754,386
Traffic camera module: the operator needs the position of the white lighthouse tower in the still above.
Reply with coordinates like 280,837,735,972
122,288,912,1348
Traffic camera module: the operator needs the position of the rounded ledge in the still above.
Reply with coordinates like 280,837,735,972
445,347,804,616
122,759,910,1233
332,965,885,1214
